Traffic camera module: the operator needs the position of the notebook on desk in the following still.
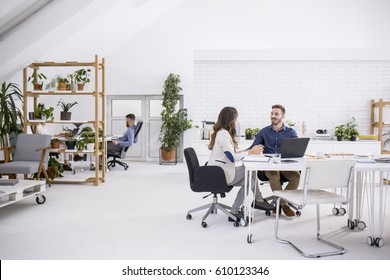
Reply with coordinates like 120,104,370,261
280,138,310,159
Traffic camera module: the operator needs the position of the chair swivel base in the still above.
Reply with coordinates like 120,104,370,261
186,194,247,228
107,159,128,170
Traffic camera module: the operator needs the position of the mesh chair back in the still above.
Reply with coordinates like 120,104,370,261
123,121,143,153
304,159,355,190
184,147,200,184
14,134,51,163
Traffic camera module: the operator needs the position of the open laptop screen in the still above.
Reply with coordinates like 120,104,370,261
280,138,310,158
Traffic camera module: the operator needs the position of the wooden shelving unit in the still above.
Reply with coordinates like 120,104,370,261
370,99,390,155
23,55,106,186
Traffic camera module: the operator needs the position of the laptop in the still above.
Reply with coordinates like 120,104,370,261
280,138,310,159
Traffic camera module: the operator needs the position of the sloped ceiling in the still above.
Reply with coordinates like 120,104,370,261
0,0,185,82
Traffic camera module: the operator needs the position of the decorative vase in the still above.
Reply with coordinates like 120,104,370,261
65,140,76,150
51,141,61,149
86,143,94,151
161,148,176,161
60,111,71,120
58,82,67,91
77,83,84,91
33,83,42,90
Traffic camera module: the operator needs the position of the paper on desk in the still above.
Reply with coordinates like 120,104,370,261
356,158,376,163
242,155,270,162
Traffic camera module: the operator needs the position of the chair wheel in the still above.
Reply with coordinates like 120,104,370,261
367,236,375,246
233,221,239,227
357,221,366,230
201,222,207,228
239,219,247,227
72,170,76,175
332,207,339,215
247,234,253,244
296,211,301,217
36,195,46,204
375,237,384,247
186,214,192,220
265,210,271,216
125,166,128,170
339,207,346,215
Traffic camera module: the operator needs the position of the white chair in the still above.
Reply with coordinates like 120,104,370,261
274,159,355,258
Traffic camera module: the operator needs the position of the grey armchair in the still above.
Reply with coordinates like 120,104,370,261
0,134,52,186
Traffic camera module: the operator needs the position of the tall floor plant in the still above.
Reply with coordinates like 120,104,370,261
0,82,24,148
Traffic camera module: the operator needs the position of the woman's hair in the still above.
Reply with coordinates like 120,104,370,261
208,106,238,150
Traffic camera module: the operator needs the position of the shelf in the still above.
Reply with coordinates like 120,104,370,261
23,55,106,186
28,120,96,125
381,150,390,154
29,61,96,67
26,91,100,96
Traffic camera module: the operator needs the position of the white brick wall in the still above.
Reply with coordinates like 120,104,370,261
192,60,390,137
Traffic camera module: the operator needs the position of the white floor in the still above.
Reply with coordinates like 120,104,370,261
0,161,389,260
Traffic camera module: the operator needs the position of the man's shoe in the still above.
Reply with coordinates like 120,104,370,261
282,205,295,217
63,164,72,171
228,211,244,222
251,200,274,211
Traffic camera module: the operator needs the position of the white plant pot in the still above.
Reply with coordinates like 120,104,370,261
86,143,95,151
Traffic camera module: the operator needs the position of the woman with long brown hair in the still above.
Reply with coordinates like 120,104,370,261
208,107,273,221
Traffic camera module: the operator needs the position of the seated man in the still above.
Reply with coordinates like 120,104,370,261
247,104,300,217
107,113,136,154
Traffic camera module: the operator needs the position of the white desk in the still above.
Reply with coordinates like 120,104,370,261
243,156,390,247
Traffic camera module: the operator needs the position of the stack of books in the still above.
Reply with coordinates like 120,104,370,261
358,135,378,141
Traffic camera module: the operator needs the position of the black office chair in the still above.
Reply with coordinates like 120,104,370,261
184,147,246,228
257,171,301,216
107,121,143,170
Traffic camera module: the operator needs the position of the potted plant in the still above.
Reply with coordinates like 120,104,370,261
75,138,86,151
34,103,54,121
28,71,47,91
45,75,70,91
158,73,192,161
345,127,359,141
51,138,61,149
73,68,91,91
46,157,64,179
0,82,24,159
334,124,345,141
57,99,78,120
345,117,359,141
64,131,76,149
383,131,390,151
252,128,260,137
245,128,253,140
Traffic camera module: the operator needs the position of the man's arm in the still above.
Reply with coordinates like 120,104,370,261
247,130,263,150
118,128,135,147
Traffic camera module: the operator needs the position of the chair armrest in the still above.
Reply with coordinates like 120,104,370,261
0,146,15,151
0,146,15,163
193,166,230,192
36,146,51,152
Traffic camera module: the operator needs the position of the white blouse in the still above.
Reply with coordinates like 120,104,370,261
207,129,247,184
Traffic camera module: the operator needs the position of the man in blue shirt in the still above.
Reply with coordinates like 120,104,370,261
248,104,300,217
108,113,136,153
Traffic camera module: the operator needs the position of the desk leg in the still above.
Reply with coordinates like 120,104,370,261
348,171,367,231
247,170,256,244
365,171,388,247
